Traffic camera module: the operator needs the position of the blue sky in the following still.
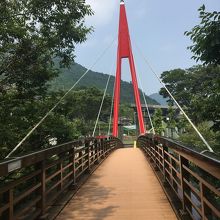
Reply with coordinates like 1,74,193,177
75,0,220,95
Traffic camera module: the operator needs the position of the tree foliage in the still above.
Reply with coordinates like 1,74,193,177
0,0,94,159
179,122,220,155
160,5,220,154
120,104,134,121
50,62,159,105
0,87,112,159
185,5,220,65
152,109,164,135
160,65,220,129
160,69,189,107
0,0,93,97
167,105,176,129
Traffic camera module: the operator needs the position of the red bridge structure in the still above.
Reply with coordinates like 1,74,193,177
0,1,219,220
113,0,145,137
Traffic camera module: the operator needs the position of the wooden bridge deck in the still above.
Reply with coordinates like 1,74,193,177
56,148,177,220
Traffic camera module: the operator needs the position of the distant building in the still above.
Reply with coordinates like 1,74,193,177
131,104,179,117
131,104,181,132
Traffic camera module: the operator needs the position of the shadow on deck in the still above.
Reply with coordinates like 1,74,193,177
56,148,177,220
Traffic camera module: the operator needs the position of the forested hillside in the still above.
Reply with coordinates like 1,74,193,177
149,93,168,106
51,63,159,105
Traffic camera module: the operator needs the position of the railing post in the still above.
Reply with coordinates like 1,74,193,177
114,138,118,149
58,152,65,191
8,190,13,220
105,139,108,155
70,145,76,189
0,192,6,219
152,138,159,172
149,138,154,163
94,139,100,164
162,144,168,185
78,139,84,174
113,138,117,150
105,138,108,155
9,189,13,220
200,182,205,219
100,139,104,159
37,161,47,219
85,140,91,172
179,155,190,217
111,138,114,151
0,189,13,220
102,139,105,158
91,141,95,164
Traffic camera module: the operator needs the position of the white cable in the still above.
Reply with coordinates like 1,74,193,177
134,42,214,153
136,72,155,135
6,38,116,158
92,74,112,137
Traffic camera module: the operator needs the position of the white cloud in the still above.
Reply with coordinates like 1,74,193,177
86,0,118,27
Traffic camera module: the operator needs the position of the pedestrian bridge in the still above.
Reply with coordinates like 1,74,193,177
0,135,219,220
1,1,219,220
56,148,176,220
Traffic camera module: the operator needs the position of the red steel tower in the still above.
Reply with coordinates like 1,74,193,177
112,0,145,137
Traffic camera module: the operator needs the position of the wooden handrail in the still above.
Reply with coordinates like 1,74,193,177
137,134,220,220
0,136,122,220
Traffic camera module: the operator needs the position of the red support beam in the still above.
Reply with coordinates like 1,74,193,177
112,1,145,137
113,50,121,137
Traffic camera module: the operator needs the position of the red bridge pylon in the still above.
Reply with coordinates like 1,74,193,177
113,0,145,137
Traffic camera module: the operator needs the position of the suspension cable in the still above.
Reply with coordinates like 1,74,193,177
92,53,116,137
108,67,116,136
6,38,116,158
136,71,155,134
92,74,112,137
133,42,214,153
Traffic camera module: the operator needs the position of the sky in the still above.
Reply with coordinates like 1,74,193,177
75,0,220,95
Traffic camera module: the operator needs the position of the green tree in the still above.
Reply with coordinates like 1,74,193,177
159,65,220,129
0,87,112,159
60,87,111,121
185,5,220,65
152,109,164,135
120,104,134,121
0,0,93,97
160,69,189,107
167,105,176,130
0,92,79,158
0,1,93,158
179,122,220,154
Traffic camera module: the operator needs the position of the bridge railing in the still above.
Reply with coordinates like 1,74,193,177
0,136,122,220
137,134,220,220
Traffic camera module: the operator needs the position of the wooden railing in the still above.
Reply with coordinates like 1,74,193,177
0,136,122,220
137,134,220,220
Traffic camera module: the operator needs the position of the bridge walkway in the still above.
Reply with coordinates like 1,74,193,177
56,148,177,220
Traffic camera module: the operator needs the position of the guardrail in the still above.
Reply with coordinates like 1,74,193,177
137,134,220,220
0,136,122,220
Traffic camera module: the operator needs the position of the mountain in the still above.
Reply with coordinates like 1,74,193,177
149,93,168,106
51,63,159,105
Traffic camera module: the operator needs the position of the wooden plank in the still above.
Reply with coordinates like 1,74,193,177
14,183,41,205
183,178,201,198
155,136,220,179
15,196,41,219
183,165,220,197
0,170,41,193
0,141,79,176
57,148,177,220
203,197,220,218
184,192,202,216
